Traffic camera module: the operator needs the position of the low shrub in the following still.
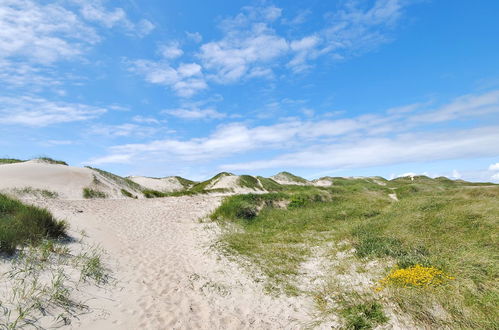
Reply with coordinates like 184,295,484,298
0,194,67,254
82,188,107,199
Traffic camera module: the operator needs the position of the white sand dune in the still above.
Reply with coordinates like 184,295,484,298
312,177,334,187
0,161,142,199
128,176,187,192
270,172,310,186
206,174,265,194
31,197,318,329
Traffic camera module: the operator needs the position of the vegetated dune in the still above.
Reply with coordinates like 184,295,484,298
197,172,267,194
312,176,334,187
0,160,143,199
271,171,311,186
128,175,194,193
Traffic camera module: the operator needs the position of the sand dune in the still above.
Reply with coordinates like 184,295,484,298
0,161,143,199
128,176,186,192
31,197,318,329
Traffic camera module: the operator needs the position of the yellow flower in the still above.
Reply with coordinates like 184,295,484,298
375,264,454,291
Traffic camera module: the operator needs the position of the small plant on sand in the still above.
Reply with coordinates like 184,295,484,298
82,188,107,199
120,189,134,198
376,264,454,291
341,301,389,330
35,157,68,166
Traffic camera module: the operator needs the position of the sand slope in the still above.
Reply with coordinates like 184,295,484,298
128,176,186,192
32,197,318,329
0,161,142,199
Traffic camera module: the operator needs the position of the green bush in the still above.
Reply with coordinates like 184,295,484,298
82,188,107,199
0,194,67,254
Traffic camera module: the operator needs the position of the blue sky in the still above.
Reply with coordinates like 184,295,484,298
1,0,499,181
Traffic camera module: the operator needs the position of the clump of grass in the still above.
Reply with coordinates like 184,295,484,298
11,187,59,199
120,189,134,198
85,166,142,191
341,301,389,330
82,188,107,199
0,235,109,328
0,158,24,164
257,176,284,191
174,176,196,189
35,157,68,166
0,194,67,254
238,175,261,189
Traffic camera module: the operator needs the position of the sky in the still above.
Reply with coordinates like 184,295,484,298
1,0,499,182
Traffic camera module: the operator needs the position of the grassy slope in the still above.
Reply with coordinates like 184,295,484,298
0,158,24,165
273,171,309,184
211,178,498,328
0,194,67,254
85,166,143,192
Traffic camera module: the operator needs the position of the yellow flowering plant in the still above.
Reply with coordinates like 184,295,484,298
376,264,454,291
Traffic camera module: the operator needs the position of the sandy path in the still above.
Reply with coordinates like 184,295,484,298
32,196,313,330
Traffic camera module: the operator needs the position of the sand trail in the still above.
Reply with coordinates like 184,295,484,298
32,196,313,330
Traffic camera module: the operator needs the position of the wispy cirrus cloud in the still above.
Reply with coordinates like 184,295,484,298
0,96,107,126
162,107,226,120
88,89,499,172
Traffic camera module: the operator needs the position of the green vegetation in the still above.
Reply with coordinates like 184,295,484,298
0,194,67,254
82,188,107,199
273,171,309,184
340,300,389,330
257,176,284,191
11,187,59,199
85,166,142,191
36,157,68,165
174,176,196,189
210,177,499,328
0,158,24,164
238,175,261,189
190,172,233,193
120,188,134,198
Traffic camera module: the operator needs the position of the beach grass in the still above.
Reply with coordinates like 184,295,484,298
210,177,499,328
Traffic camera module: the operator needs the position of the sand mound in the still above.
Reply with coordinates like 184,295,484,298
206,174,266,194
0,161,143,199
312,177,334,187
271,172,310,186
128,176,188,192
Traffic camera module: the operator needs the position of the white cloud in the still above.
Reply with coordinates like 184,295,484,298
0,96,106,126
492,173,499,180
90,89,499,170
132,115,161,124
162,108,226,120
0,0,99,65
223,126,499,171
87,153,132,165
73,0,155,37
489,163,499,171
128,59,207,97
452,169,461,179
88,123,158,138
186,31,202,43
159,42,183,59
199,8,289,83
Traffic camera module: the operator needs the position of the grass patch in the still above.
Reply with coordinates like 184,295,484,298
85,166,142,191
0,194,67,255
82,188,107,199
341,300,389,330
11,187,59,199
35,157,68,165
174,176,196,189
210,178,499,328
238,175,261,189
257,176,284,191
273,171,309,184
120,189,135,198
0,158,24,164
